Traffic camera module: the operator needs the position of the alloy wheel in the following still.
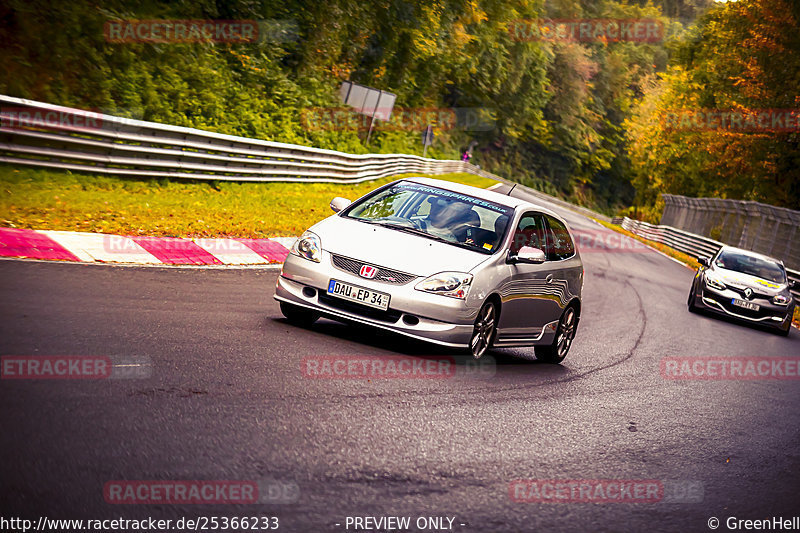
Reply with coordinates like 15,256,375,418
470,302,496,359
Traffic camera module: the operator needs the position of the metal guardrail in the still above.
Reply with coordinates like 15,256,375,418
619,217,800,298
0,95,471,183
487,174,611,223
661,193,800,272
0,94,614,223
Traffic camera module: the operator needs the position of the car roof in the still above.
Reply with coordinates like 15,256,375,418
403,177,560,218
717,245,785,266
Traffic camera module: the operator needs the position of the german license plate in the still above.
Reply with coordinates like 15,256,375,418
327,279,390,310
731,298,760,311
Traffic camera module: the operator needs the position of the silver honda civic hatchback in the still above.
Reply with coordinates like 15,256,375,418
274,178,584,363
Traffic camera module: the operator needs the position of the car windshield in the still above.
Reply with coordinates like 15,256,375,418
344,181,514,254
714,250,786,283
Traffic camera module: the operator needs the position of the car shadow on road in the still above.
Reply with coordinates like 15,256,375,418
270,316,572,378
690,308,796,340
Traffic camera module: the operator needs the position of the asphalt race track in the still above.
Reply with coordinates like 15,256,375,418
1,187,799,532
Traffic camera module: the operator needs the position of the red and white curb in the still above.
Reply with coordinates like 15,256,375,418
0,228,295,266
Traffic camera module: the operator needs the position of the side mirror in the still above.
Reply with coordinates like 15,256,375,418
698,257,710,267
509,246,546,265
330,197,352,213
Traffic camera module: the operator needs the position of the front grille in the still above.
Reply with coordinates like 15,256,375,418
330,254,417,285
726,285,770,300
704,292,772,319
318,293,402,323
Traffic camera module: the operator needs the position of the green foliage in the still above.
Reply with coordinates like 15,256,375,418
625,0,800,211
5,0,783,222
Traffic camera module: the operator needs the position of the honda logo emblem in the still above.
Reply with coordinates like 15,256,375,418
359,265,377,279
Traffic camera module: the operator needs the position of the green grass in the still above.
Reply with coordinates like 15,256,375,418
595,218,800,328
0,166,496,238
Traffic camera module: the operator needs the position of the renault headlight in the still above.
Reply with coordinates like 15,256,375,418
291,231,321,262
705,273,726,291
415,272,473,299
773,293,792,306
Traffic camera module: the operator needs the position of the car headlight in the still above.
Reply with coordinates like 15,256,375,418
415,272,473,299
291,231,321,262
705,273,726,291
773,293,792,306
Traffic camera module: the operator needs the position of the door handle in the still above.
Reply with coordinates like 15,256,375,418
545,274,554,284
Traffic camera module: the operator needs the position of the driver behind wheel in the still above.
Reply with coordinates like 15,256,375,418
427,197,471,241
453,209,481,244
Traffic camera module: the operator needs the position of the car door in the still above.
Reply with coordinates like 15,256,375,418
494,211,564,343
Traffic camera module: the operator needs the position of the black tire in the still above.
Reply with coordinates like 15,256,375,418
687,285,699,313
776,307,794,337
536,305,578,364
280,302,319,327
470,301,497,360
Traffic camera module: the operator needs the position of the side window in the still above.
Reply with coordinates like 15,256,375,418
545,216,575,261
510,212,547,255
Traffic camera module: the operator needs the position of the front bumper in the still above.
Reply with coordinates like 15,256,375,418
274,252,477,348
697,285,793,330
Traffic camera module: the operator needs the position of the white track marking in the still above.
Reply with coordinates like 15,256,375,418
38,230,159,263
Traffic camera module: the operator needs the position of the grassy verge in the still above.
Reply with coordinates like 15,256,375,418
0,166,496,238
595,218,800,328
594,219,702,269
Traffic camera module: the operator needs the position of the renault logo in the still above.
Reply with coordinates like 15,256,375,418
744,287,753,299
359,265,377,279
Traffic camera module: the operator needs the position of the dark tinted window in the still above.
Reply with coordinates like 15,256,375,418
545,216,575,261
510,212,547,255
